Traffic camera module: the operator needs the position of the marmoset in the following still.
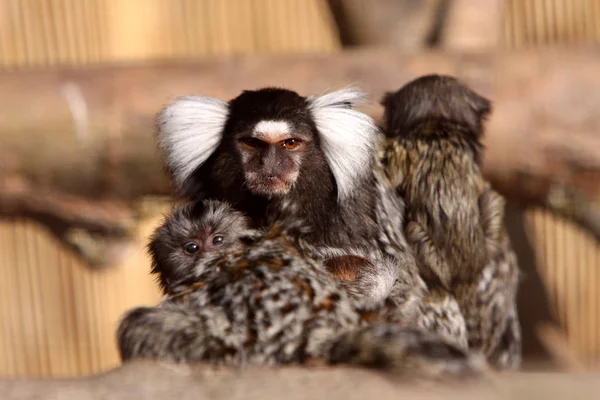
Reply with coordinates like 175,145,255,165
148,199,398,307
380,74,522,369
118,201,483,378
155,87,418,304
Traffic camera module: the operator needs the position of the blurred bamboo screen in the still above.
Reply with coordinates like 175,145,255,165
0,0,598,379
0,217,163,378
502,0,600,367
0,0,339,70
502,0,600,47
0,0,342,378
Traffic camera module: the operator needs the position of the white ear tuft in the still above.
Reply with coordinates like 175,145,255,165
156,96,229,186
308,87,378,202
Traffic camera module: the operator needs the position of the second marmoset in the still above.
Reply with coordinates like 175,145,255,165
380,74,522,369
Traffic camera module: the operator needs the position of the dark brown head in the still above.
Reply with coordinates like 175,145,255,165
223,88,316,198
381,74,491,141
148,200,250,293
156,87,378,204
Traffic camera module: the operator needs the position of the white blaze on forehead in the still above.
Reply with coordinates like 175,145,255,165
253,120,292,140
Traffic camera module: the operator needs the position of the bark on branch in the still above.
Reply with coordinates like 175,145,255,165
2,361,600,400
1,48,599,257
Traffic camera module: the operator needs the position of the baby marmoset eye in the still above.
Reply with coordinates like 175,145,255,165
183,235,225,255
183,242,200,254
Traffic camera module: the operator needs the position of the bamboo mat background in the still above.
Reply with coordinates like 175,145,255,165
503,0,600,47
0,0,340,70
0,0,342,378
502,0,600,367
0,0,598,377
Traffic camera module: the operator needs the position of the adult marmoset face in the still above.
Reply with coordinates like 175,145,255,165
156,87,377,209
226,89,319,198
148,200,251,294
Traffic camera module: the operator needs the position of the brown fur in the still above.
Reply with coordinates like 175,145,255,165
380,75,522,369
324,255,373,282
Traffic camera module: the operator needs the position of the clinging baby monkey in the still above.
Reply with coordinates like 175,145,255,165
149,199,400,308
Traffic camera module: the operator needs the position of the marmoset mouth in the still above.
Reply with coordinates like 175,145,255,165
247,175,293,197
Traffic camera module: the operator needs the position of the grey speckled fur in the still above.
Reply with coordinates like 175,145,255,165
118,205,483,378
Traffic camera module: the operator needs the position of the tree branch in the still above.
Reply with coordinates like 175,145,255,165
2,361,600,400
1,48,599,253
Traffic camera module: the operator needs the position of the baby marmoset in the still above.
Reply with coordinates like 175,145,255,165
380,74,522,369
148,199,401,309
118,200,482,378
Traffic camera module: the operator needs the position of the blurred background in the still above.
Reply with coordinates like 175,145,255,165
0,0,599,378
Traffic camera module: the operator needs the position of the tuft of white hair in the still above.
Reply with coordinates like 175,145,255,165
307,87,378,203
156,95,229,186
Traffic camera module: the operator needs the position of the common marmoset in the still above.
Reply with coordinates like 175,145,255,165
148,199,398,307
155,87,417,303
118,201,483,378
380,74,522,369
148,200,408,307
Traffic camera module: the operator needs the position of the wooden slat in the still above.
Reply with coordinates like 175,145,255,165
0,217,163,378
0,0,340,70
500,0,600,366
503,0,600,46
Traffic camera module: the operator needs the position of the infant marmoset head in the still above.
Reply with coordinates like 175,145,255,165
148,199,251,293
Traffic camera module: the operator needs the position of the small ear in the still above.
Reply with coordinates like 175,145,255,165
307,87,378,203
156,95,229,187
472,93,492,121
146,224,169,293
379,91,395,108
464,89,492,137
379,91,398,137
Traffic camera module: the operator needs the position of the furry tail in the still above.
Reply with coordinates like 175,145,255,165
117,306,486,378
117,306,200,362
117,304,241,363
327,325,485,379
